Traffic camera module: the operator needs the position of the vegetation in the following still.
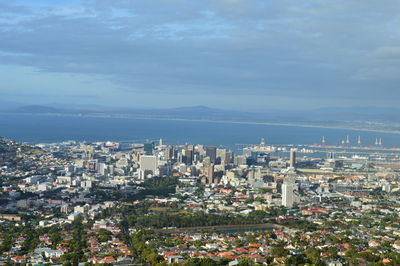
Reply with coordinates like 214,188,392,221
95,175,179,202
131,230,164,265
128,210,272,229
62,217,87,264
140,175,179,197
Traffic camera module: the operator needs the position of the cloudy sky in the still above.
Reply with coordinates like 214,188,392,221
0,0,399,110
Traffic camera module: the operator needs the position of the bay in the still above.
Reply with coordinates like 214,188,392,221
1,114,400,150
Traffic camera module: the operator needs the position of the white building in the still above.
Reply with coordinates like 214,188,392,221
282,183,294,208
81,180,92,189
98,163,107,175
140,155,158,175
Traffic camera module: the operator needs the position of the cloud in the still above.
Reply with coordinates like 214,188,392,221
0,0,400,108
352,46,400,81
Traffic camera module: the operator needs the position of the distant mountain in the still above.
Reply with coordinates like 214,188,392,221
117,105,264,121
15,105,59,113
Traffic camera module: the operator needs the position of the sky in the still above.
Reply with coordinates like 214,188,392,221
0,0,400,110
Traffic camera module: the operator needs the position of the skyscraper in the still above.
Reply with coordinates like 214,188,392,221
207,163,214,184
206,146,217,163
165,146,174,161
282,175,295,208
289,150,296,168
183,148,194,165
144,141,154,155
98,163,107,175
140,155,158,175
282,183,294,208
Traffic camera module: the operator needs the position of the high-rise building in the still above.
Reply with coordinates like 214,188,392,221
216,149,232,165
282,183,294,208
183,148,194,165
289,150,296,168
98,163,107,175
225,151,233,164
234,155,246,166
140,155,158,175
217,148,226,163
206,146,217,163
196,145,206,157
207,163,214,184
165,146,174,161
282,175,295,208
144,141,154,155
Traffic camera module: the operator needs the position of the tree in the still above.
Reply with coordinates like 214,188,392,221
305,247,322,265
238,258,252,266
285,254,308,265
184,258,217,266
272,244,289,257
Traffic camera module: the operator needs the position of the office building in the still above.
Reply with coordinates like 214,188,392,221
207,163,214,184
289,150,296,168
234,155,246,166
282,183,294,208
97,163,107,175
206,146,217,163
217,148,226,162
140,155,158,175
144,141,154,155
282,174,295,208
182,147,194,165
165,146,174,161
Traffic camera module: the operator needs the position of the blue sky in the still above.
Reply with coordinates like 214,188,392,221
1,0,400,110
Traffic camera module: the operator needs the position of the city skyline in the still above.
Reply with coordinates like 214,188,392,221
1,2,400,264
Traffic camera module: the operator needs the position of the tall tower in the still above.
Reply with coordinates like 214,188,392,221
207,164,214,184
282,175,295,208
282,183,294,208
289,150,296,168
165,146,174,161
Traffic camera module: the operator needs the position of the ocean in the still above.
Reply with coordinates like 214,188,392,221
1,113,400,151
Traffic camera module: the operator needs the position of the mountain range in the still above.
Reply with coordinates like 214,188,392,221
2,104,400,132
